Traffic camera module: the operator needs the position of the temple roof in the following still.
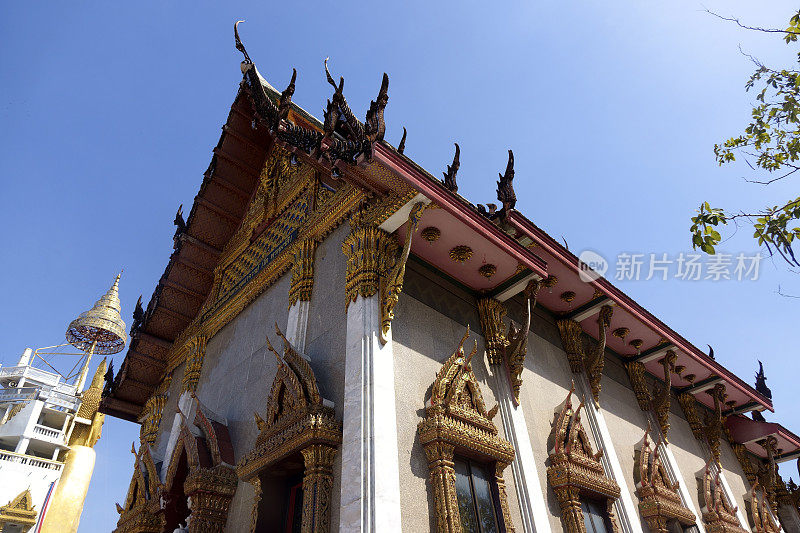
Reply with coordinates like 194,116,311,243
101,33,781,451
100,89,271,420
726,414,800,463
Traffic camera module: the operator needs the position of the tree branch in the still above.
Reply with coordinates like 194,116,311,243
777,285,800,298
706,10,799,36
743,166,800,185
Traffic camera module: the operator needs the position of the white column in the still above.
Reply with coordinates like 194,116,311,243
575,375,644,533
18,348,32,366
286,301,311,353
339,293,402,533
488,364,552,533
15,437,30,454
22,400,44,440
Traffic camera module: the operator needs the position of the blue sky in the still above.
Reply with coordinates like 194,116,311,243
1,1,798,530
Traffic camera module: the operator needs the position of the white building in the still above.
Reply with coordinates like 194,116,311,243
0,348,84,531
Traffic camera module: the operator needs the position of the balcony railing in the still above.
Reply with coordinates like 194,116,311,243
0,386,81,412
0,387,37,403
0,366,62,387
38,389,80,411
32,424,63,441
0,450,63,471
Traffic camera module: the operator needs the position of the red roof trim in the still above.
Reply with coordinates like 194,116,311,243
374,143,548,278
726,415,800,457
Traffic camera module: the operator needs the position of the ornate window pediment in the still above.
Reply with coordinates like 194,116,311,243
547,384,621,533
0,489,37,532
159,394,237,533
236,324,341,533
698,461,748,533
749,483,781,533
634,424,696,532
114,442,164,533
417,326,516,532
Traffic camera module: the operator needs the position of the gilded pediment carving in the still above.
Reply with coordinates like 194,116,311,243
418,326,516,532
113,443,164,533
699,461,748,533
0,489,38,531
237,324,341,532
634,423,696,532
547,384,621,533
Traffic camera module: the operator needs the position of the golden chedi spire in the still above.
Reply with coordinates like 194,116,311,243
67,272,127,391
66,272,127,355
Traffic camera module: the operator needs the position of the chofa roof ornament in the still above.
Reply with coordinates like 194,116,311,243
479,149,517,221
234,20,388,165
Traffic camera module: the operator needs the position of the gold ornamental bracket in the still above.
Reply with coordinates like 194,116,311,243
417,327,516,532
703,383,728,466
288,238,317,308
625,351,678,440
478,280,541,405
341,200,427,345
757,435,780,511
477,298,508,366
651,351,677,441
139,371,174,446
547,384,621,533
503,280,541,405
379,201,427,344
678,392,705,440
634,423,696,533
556,304,614,405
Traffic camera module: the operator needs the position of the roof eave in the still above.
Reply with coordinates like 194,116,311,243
506,210,773,413
374,143,548,279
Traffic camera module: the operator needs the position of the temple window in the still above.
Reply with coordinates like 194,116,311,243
252,460,304,532
235,325,341,533
418,327,517,532
581,498,614,533
454,456,503,533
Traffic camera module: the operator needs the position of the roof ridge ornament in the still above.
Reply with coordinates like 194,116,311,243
478,149,516,222
234,20,252,65
397,127,407,154
496,149,516,215
755,360,772,400
233,24,389,164
442,143,460,193
173,204,185,250
277,68,296,124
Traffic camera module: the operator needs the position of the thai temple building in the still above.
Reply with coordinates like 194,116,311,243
0,276,126,533
100,23,800,533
